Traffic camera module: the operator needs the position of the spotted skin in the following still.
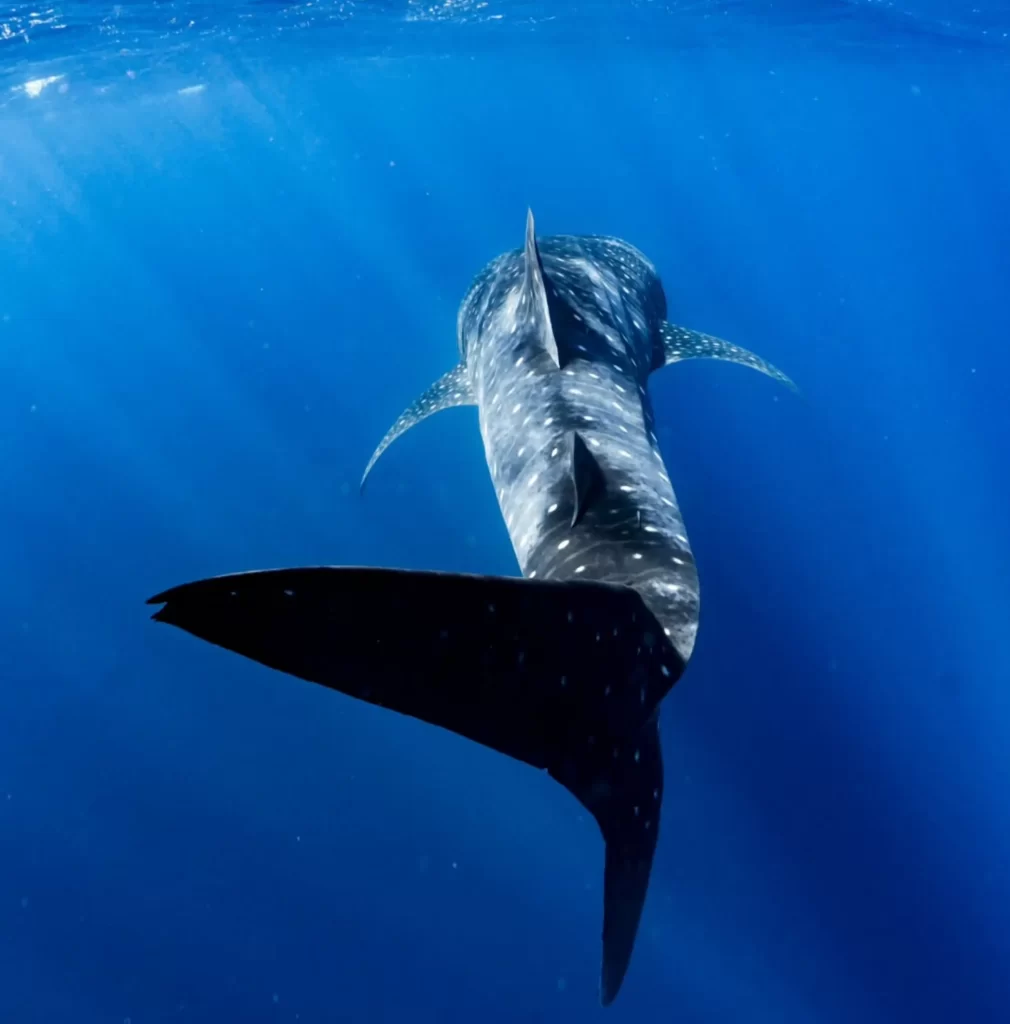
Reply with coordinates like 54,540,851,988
147,210,795,1008
363,216,794,663
460,226,705,661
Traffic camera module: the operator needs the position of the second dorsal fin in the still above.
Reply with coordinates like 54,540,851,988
571,430,606,527
523,208,562,368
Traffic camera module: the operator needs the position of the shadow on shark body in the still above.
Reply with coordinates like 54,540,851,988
148,209,797,1006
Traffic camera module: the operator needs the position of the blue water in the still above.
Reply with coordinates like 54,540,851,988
2,2,1009,1021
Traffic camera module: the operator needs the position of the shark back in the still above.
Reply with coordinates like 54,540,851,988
459,220,701,663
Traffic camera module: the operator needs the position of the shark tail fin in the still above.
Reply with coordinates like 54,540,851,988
553,714,664,1006
657,321,797,392
360,364,474,492
148,566,681,1004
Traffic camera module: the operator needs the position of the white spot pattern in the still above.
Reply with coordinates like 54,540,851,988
452,226,728,663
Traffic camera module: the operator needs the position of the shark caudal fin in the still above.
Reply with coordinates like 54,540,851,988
552,713,665,1005
360,364,474,492
657,321,797,392
148,566,682,1003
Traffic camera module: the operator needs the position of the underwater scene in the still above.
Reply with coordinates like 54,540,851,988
1,2,1009,1022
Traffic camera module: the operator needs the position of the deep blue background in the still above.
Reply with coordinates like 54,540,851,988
1,3,1009,1022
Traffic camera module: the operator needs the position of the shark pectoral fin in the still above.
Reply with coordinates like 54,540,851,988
147,567,669,772
524,208,562,368
658,321,798,392
571,430,606,527
360,364,473,492
553,716,664,1006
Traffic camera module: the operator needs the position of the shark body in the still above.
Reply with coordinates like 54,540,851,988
150,210,795,1005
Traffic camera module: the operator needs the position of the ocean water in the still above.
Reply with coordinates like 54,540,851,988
2,2,1009,1021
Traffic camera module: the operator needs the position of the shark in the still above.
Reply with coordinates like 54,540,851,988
148,209,795,1005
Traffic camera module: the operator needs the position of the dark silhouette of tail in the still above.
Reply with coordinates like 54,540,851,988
149,565,682,1003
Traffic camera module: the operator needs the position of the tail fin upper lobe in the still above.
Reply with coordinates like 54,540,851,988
148,566,681,1003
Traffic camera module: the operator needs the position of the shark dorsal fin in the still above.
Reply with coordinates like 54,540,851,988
523,208,562,368
571,430,606,527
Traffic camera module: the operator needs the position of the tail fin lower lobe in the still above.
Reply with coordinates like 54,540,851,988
552,713,663,1005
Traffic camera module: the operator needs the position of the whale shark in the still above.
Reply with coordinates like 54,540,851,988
148,210,795,1006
